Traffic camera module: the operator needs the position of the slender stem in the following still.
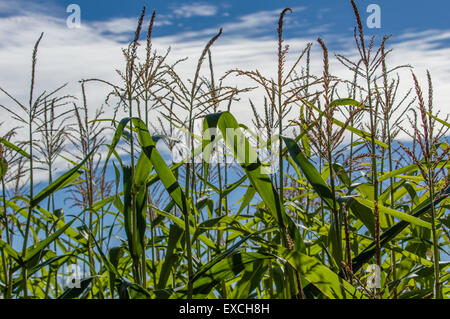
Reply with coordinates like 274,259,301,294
44,268,52,299
366,65,381,298
1,178,10,247
0,249,7,298
21,108,34,298
22,33,43,298
328,145,342,267
1,178,9,298
428,166,441,299
184,101,195,299
387,121,397,298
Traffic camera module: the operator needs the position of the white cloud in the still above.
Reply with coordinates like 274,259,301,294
91,17,144,35
172,3,218,18
222,7,306,33
317,8,331,20
90,17,173,35
0,0,60,16
149,7,307,42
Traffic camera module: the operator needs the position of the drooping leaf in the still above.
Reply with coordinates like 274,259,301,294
355,198,432,229
24,219,76,264
157,223,183,289
30,148,95,208
203,112,289,238
352,185,450,272
0,137,30,159
57,277,94,299
276,246,363,299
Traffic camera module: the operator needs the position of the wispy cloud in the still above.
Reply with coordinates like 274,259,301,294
222,7,306,33
91,17,143,35
172,3,218,18
90,17,173,36
154,7,308,42
0,0,60,16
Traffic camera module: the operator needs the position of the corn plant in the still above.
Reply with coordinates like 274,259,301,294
0,1,448,299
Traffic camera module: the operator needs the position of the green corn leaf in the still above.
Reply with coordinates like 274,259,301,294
151,205,216,249
301,99,388,149
157,223,183,289
0,159,7,179
379,164,419,182
131,118,189,215
283,136,342,264
283,137,335,210
427,112,450,128
135,151,153,187
276,246,363,299
57,277,94,299
203,112,289,239
236,186,256,215
356,198,432,229
103,117,130,172
0,238,21,263
175,252,273,299
352,185,450,273
328,98,366,108
108,247,124,297
8,197,88,246
0,137,30,159
345,197,376,235
24,219,75,264
122,165,142,259
30,148,95,208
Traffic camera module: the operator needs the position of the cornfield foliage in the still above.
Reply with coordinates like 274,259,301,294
0,1,449,299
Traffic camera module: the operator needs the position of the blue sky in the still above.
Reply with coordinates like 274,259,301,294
35,0,450,39
3,1,450,45
14,0,445,45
